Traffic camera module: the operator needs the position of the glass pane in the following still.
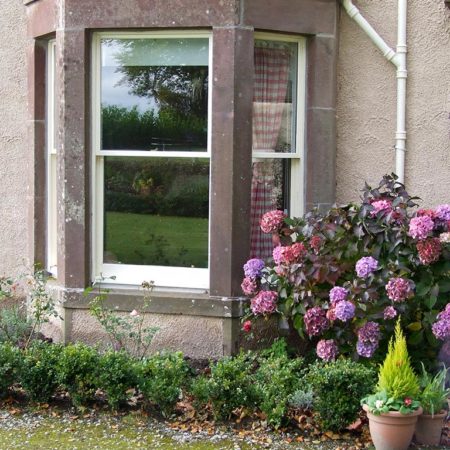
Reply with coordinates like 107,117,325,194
250,158,291,259
103,157,209,268
253,40,297,153
101,38,209,152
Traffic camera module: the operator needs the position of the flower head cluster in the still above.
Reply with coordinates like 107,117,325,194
243,258,265,278
417,209,437,220
335,300,356,322
408,215,434,240
304,307,330,337
355,256,379,278
250,291,278,315
241,277,258,296
316,339,338,362
242,320,252,333
436,204,450,221
310,236,322,254
260,210,286,234
370,199,392,217
329,287,348,306
432,304,450,340
272,243,306,265
383,306,397,320
440,232,450,243
357,321,380,358
417,238,441,265
386,277,413,303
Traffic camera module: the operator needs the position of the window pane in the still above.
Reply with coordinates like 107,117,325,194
253,40,297,153
101,38,209,151
103,157,209,268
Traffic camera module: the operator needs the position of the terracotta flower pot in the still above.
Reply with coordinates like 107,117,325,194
414,410,446,446
363,404,423,450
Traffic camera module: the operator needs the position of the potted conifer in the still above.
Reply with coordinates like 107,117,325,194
414,364,449,446
361,320,422,450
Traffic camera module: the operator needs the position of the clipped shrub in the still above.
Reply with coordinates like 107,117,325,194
57,343,100,407
138,352,191,415
254,340,305,428
191,351,256,420
20,341,62,402
307,358,376,432
0,343,21,396
97,350,138,410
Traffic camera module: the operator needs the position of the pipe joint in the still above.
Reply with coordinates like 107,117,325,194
342,0,359,18
396,68,408,79
395,131,407,141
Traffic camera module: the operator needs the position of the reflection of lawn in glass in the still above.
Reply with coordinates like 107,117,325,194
105,212,208,268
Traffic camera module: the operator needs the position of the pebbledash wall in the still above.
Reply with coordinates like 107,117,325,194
0,0,448,357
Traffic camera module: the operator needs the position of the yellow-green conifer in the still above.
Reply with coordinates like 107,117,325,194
377,319,419,399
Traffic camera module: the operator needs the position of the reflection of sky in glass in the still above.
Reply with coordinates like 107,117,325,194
102,66,156,113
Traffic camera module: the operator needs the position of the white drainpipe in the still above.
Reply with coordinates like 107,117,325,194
341,0,408,185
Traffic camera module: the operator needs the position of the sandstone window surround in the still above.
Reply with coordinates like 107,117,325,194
26,0,339,355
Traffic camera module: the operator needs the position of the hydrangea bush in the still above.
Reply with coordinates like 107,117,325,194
242,175,450,367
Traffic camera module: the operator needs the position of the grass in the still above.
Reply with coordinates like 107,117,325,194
104,212,208,268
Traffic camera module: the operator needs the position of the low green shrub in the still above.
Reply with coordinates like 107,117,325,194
254,340,305,428
191,351,256,420
0,343,21,396
307,359,376,432
138,352,191,415
97,350,138,410
20,341,62,402
0,306,32,346
57,343,100,407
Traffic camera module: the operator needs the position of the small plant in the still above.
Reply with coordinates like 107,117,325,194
87,279,159,359
288,389,314,411
137,351,191,416
20,341,62,402
419,363,450,416
363,319,420,415
0,343,21,396
308,358,376,431
0,306,32,346
192,351,256,420
57,343,100,407
97,350,138,410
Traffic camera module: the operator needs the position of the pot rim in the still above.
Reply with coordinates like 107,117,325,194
419,410,447,418
362,404,423,418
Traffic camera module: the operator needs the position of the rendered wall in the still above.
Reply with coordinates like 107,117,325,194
0,2,29,277
337,0,450,206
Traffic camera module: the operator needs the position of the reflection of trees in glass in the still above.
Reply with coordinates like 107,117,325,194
102,39,208,150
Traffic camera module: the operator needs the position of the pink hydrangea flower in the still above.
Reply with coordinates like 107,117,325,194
386,277,414,303
250,291,278,315
241,277,258,296
408,215,434,240
326,307,337,322
310,236,322,254
329,287,348,306
436,204,450,221
316,339,339,362
440,232,450,243
304,307,330,337
272,243,306,265
417,238,441,265
260,210,286,234
370,200,393,217
383,306,397,320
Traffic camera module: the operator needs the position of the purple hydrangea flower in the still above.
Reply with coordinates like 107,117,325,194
329,287,348,306
357,340,378,358
432,306,450,341
383,306,398,320
408,216,434,240
243,258,265,278
355,256,379,278
357,321,380,345
436,204,450,221
437,303,450,321
316,339,339,362
304,307,330,337
250,291,278,315
335,300,356,322
386,277,413,303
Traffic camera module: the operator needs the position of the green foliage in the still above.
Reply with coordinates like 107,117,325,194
0,306,32,346
254,340,305,428
288,389,314,411
377,320,419,400
97,350,138,410
57,344,100,407
138,352,191,416
307,359,376,431
191,352,256,420
20,341,62,402
362,390,421,415
418,364,450,415
0,343,21,396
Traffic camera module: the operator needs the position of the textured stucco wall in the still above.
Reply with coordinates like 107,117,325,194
0,1,29,277
70,310,224,359
337,0,450,207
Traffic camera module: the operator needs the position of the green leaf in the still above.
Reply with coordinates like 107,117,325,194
407,322,422,332
424,296,437,310
415,282,431,297
408,331,423,346
439,279,450,293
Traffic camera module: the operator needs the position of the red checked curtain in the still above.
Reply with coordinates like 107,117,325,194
250,45,291,259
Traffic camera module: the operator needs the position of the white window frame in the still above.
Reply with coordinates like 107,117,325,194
252,32,306,218
91,31,212,290
47,39,58,276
